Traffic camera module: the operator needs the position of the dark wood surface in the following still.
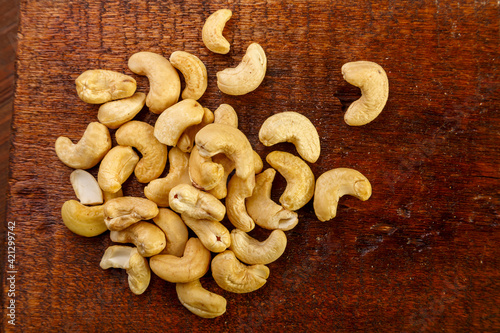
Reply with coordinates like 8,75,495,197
3,0,499,331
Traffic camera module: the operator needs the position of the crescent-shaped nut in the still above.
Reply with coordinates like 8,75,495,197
313,168,372,222
70,169,103,205
153,208,189,257
181,214,231,253
169,184,226,221
150,238,211,283
229,229,287,265
266,151,315,211
75,70,137,104
216,43,267,95
246,168,299,231
189,146,224,191
97,146,140,194
61,200,108,237
154,99,205,146
128,51,181,114
115,121,168,183
211,250,269,293
226,174,255,232
55,122,112,169
177,107,214,153
341,61,389,126
98,92,146,129
214,103,238,128
103,196,159,231
258,111,321,163
202,9,232,54
176,280,227,319
110,221,166,257
169,51,208,100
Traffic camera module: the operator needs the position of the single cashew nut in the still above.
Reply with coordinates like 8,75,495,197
153,208,189,257
177,107,214,153
61,200,108,237
97,146,139,193
55,122,111,169
229,229,287,265
110,221,166,257
202,9,232,54
266,151,315,211
259,111,321,163
207,154,235,199
150,238,211,283
128,51,181,114
75,69,137,104
214,103,238,128
100,245,151,295
313,168,372,221
226,174,256,232
217,43,267,95
97,92,146,129
341,61,388,126
169,51,208,100
176,280,227,318
181,214,230,253
70,169,103,205
103,196,159,231
115,121,168,183
169,184,226,222
189,146,224,191
211,250,270,293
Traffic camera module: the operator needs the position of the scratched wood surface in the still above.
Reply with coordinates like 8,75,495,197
3,0,499,331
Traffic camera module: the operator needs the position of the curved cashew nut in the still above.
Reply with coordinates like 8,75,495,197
97,146,139,193
100,245,151,295
177,107,214,153
153,208,189,257
150,238,211,283
226,174,256,232
216,43,267,95
97,92,146,129
70,169,103,205
55,122,111,169
103,196,159,231
313,168,372,221
202,9,232,54
110,221,166,257
154,99,205,146
169,184,226,221
341,61,388,126
169,51,208,100
266,151,315,211
115,121,168,183
128,51,181,114
189,146,224,191
214,103,238,128
176,280,227,318
61,200,108,237
75,69,136,104
181,214,230,253
207,153,235,199
211,250,269,293
246,168,299,231
230,229,287,265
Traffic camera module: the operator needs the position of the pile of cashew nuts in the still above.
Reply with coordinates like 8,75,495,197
55,9,389,318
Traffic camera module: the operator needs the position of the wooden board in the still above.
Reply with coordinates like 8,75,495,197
4,0,499,331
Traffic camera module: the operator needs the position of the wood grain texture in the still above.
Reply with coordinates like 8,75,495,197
4,0,499,331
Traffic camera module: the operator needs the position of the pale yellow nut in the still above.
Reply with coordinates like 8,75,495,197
115,121,168,183
169,51,208,100
226,174,255,232
313,168,372,222
61,200,108,237
202,9,232,54
150,238,211,283
153,208,189,257
70,169,103,205
189,146,224,191
211,250,269,293
55,122,111,169
97,146,139,194
214,103,238,128
259,111,321,163
176,280,227,319
103,196,159,231
75,69,136,104
217,42,267,95
266,151,315,211
177,107,214,153
169,184,226,222
110,221,166,257
128,51,181,114
97,92,146,129
181,214,230,253
229,228,287,265
341,61,388,126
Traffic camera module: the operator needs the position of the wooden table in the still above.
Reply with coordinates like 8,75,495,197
3,0,499,331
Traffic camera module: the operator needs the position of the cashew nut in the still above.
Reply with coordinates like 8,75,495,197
100,245,151,295
144,147,191,207
214,103,238,128
202,9,232,54
97,92,146,129
128,51,181,114
153,208,189,257
115,121,168,183
211,250,269,293
169,184,226,222
313,168,372,222
207,154,235,199
341,61,388,126
61,200,108,237
229,229,287,265
75,69,137,104
154,99,205,146
150,238,211,283
169,51,208,100
176,280,227,318
177,107,214,153
103,196,159,231
110,221,166,257
216,43,267,95
97,146,139,194
70,169,103,205
181,214,230,253
226,174,255,232
55,122,111,169
266,151,315,211
246,168,299,231
189,146,224,191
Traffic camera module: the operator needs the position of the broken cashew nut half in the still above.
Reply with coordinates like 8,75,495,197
230,228,287,265
202,9,232,54
70,169,103,205
176,280,227,319
75,69,137,104
169,51,208,100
